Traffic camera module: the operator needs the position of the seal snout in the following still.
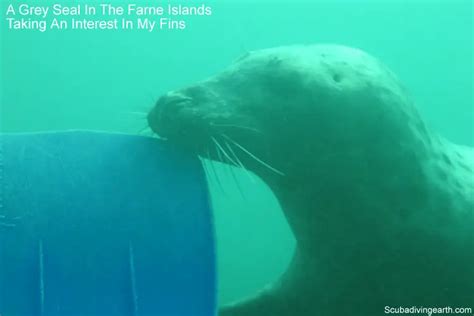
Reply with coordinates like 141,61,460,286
148,92,194,136
148,89,215,153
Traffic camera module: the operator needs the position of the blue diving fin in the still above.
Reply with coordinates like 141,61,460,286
0,131,216,316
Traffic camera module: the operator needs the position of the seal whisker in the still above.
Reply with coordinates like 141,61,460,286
137,126,148,135
140,124,163,139
212,136,249,199
211,136,240,167
123,111,148,117
212,138,225,164
206,148,226,195
222,138,256,184
225,159,246,200
210,123,264,135
222,133,285,176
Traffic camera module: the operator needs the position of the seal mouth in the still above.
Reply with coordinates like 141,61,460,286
147,93,193,138
148,92,216,155
148,87,286,177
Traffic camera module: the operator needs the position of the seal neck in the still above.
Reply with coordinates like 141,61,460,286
261,128,435,254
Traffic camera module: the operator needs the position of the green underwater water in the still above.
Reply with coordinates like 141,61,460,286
1,0,472,306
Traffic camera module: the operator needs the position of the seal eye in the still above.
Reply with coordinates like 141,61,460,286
332,73,342,83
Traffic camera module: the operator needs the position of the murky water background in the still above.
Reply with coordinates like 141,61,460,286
1,0,472,306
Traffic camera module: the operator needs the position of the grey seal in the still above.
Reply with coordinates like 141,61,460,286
148,44,474,315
